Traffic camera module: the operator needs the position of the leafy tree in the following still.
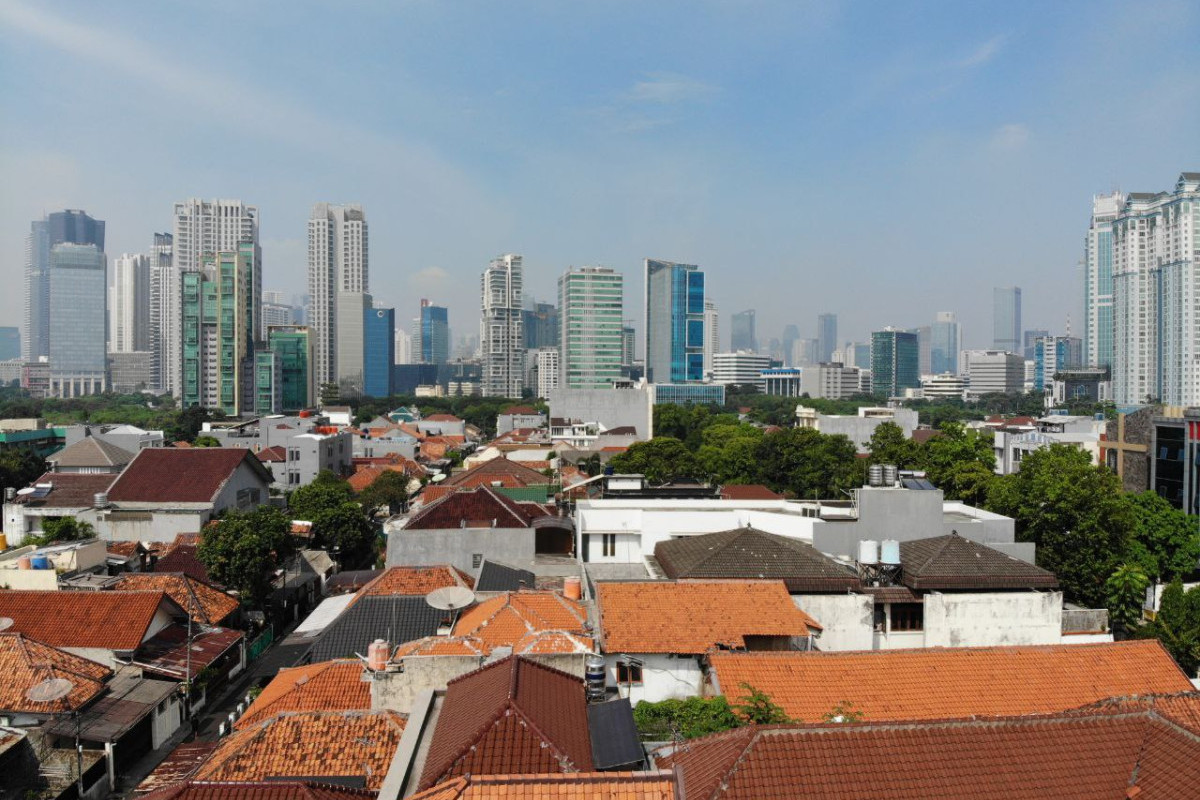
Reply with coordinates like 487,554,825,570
579,453,603,477
866,422,922,469
608,438,701,484
922,422,995,496
198,506,295,606
312,502,377,569
732,683,791,725
357,470,409,516
696,423,764,484
1139,579,1200,675
25,516,95,547
0,447,46,490
288,471,353,520
632,696,741,740
754,427,859,500
1124,492,1200,582
193,435,221,448
821,700,865,723
985,445,1133,608
1105,563,1150,636
166,405,216,443
935,461,996,507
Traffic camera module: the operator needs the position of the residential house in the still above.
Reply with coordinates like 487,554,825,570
3,472,117,547
496,405,546,435
408,772,678,800
235,660,370,729
111,572,240,627
45,436,134,473
280,431,353,488
420,456,552,505
61,423,165,452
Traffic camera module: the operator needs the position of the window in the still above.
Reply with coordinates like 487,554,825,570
890,603,924,632
616,661,643,685
472,553,483,569
602,534,616,557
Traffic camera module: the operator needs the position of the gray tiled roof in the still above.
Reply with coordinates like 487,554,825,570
899,533,1058,590
654,527,859,592
476,560,536,592
47,437,135,468
307,595,444,661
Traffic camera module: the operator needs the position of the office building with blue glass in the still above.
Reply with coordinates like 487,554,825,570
419,299,449,364
364,306,395,397
871,328,920,397
644,259,705,384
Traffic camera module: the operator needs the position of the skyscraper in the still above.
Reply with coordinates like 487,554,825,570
24,210,105,361
781,324,800,367
110,253,151,353
1033,336,1083,391
307,202,368,390
930,312,961,375
1084,192,1122,370
644,259,705,384
481,254,525,397
49,243,108,397
871,328,919,397
1023,329,1050,360
993,287,1022,353
1112,172,1200,405
731,309,757,352
906,325,932,375
419,299,450,364
621,321,637,369
703,300,719,378
364,306,395,397
816,313,838,363
522,301,559,351
149,232,175,394
558,266,624,389
268,325,313,412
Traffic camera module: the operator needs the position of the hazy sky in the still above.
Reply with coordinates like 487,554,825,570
2,0,1197,351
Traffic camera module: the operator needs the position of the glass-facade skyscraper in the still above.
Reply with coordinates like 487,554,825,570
871,329,919,397
364,306,395,397
48,243,107,397
558,266,624,389
644,259,705,384
420,300,450,364
992,287,1022,353
25,209,105,361
816,313,838,363
731,309,757,352
268,325,312,412
930,311,960,375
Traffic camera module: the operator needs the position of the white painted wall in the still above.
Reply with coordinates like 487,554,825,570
923,591,1062,648
605,653,703,704
793,594,874,652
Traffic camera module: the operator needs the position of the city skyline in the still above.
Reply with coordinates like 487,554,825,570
3,2,1198,350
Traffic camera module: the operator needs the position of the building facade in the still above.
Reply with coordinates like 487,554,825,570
731,309,757,353
712,351,772,390
1084,192,1122,370
535,347,560,398
268,325,312,411
816,313,837,363
645,259,705,384
1033,336,1082,391
24,209,105,361
871,329,919,397
110,253,151,353
48,243,108,397
992,286,1022,353
558,266,624,389
930,311,960,375
964,350,1026,395
364,306,395,397
481,254,525,397
800,363,864,400
307,203,368,390
419,299,450,364
703,299,719,378
149,232,175,394
763,367,802,397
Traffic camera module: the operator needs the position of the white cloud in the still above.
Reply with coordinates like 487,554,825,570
624,72,717,105
408,267,452,298
990,123,1031,150
958,34,1007,68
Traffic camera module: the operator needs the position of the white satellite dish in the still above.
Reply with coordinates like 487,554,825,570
16,487,35,496
431,473,447,483
26,677,74,703
425,585,476,611
0,617,14,631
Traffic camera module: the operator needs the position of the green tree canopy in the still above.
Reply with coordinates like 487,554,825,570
1124,492,1200,582
632,696,741,740
866,422,922,469
1139,579,1200,675
0,447,46,490
1105,563,1150,636
985,444,1133,608
288,471,354,520
608,438,701,484
732,683,792,725
696,423,764,485
312,502,377,569
198,506,295,606
357,470,410,517
25,516,95,548
754,427,860,500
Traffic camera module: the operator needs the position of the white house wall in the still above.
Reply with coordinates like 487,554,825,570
604,653,703,704
793,594,874,652
922,591,1062,647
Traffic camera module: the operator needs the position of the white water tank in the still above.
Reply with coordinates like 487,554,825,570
880,539,901,566
367,639,389,671
858,540,879,565
882,464,899,486
868,464,883,487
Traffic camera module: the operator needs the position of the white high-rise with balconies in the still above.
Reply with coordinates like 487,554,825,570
1112,172,1200,405
1084,192,1122,371
110,253,151,352
481,254,525,397
307,203,369,391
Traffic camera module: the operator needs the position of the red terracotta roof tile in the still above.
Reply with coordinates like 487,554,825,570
0,590,174,650
236,660,370,729
404,487,544,530
154,543,214,584
107,448,270,503
597,581,820,654
707,641,1194,723
135,742,219,794
112,573,239,626
0,632,112,713
410,772,678,800
256,445,287,463
138,781,376,800
453,592,589,651
393,635,489,658
718,484,782,500
442,457,549,489
357,565,474,598
419,657,594,790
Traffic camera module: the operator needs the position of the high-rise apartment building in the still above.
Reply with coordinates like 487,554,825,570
268,326,313,412
1033,336,1083,391
816,313,838,363
419,299,450,364
645,259,705,384
993,287,1022,352
24,210,105,361
871,329,919,397
307,203,368,390
364,306,395,397
481,254,525,397
621,322,637,369
703,300,719,378
48,243,108,397
558,266,624,389
110,253,151,353
730,310,757,353
930,312,961,375
1112,173,1200,405
149,233,176,394
1084,192,1122,370
535,347,559,398
181,243,258,415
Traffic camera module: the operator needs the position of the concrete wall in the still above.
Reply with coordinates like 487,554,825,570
0,567,57,590
387,527,534,574
819,409,918,451
548,387,653,440
86,509,209,543
605,653,703,704
922,591,1062,648
151,694,184,749
793,593,874,652
355,436,417,460
498,413,545,435
212,462,271,514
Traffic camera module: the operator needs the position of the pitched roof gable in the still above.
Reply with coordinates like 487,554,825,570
357,565,474,598
654,528,858,592
409,772,678,800
452,592,589,651
0,590,177,650
404,486,543,530
308,595,444,661
47,436,135,468
107,448,270,503
112,573,239,626
11,472,116,508
236,660,370,729
418,657,594,790
442,457,548,489
899,533,1059,590
0,632,112,713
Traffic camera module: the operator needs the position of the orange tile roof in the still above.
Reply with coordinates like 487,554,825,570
453,592,589,651
409,772,678,799
235,660,370,730
708,641,1194,723
0,632,112,714
719,484,783,500
138,781,376,800
596,581,820,654
194,710,406,790
1067,692,1200,735
393,636,489,659
112,573,239,626
441,456,549,489
514,630,595,654
347,461,422,493
0,590,174,650
358,565,474,598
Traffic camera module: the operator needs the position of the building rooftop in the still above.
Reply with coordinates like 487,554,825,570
404,486,547,530
0,631,111,714
308,595,444,661
718,485,782,500
653,528,858,592
132,623,244,680
10,472,115,508
452,591,589,651
419,657,595,790
139,781,376,800
112,572,239,626
410,772,677,800
441,456,549,489
707,641,1193,723
899,533,1058,590
0,589,177,651
596,580,820,654
357,565,474,598
46,436,134,469
107,448,270,504
475,560,536,592
236,660,370,729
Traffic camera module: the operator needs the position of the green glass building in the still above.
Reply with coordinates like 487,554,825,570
182,242,257,415
558,266,624,389
268,325,313,412
871,329,919,397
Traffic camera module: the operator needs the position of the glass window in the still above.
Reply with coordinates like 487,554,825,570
890,603,924,632
617,661,643,684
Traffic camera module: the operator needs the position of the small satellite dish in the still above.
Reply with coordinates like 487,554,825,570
16,487,35,496
431,473,447,483
26,677,74,704
0,617,14,631
426,586,476,611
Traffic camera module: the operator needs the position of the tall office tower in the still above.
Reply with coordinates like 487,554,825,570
1084,192,1122,369
48,243,107,397
621,321,637,368
1033,335,1083,391
148,233,175,393
109,253,151,353
1022,329,1050,360
963,350,1026,394
645,259,704,384
24,210,105,360
1113,173,1200,405
781,325,800,366
730,309,757,352
906,325,932,374
930,312,961,375
703,300,719,378
419,299,450,364
336,291,371,396
307,202,368,390
851,342,872,370
992,287,1022,352
364,306,395,397
0,328,19,361
394,328,413,365
816,313,838,363
181,243,258,416
261,290,295,335
558,266,624,389
268,325,313,412
871,328,919,397
522,300,559,351
481,254,525,397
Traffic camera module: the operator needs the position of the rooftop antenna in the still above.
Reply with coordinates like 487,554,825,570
27,677,83,795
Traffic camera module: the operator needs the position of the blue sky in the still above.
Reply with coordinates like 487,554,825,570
1,0,1197,351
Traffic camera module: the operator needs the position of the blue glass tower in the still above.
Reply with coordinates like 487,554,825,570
419,300,449,364
364,306,395,397
644,259,705,384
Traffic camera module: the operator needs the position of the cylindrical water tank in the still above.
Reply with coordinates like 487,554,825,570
367,639,389,671
94,492,109,508
868,464,883,487
17,555,32,570
882,464,899,486
858,540,879,565
880,539,901,566
563,576,582,601
585,653,606,701
4,487,15,501
30,555,52,570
